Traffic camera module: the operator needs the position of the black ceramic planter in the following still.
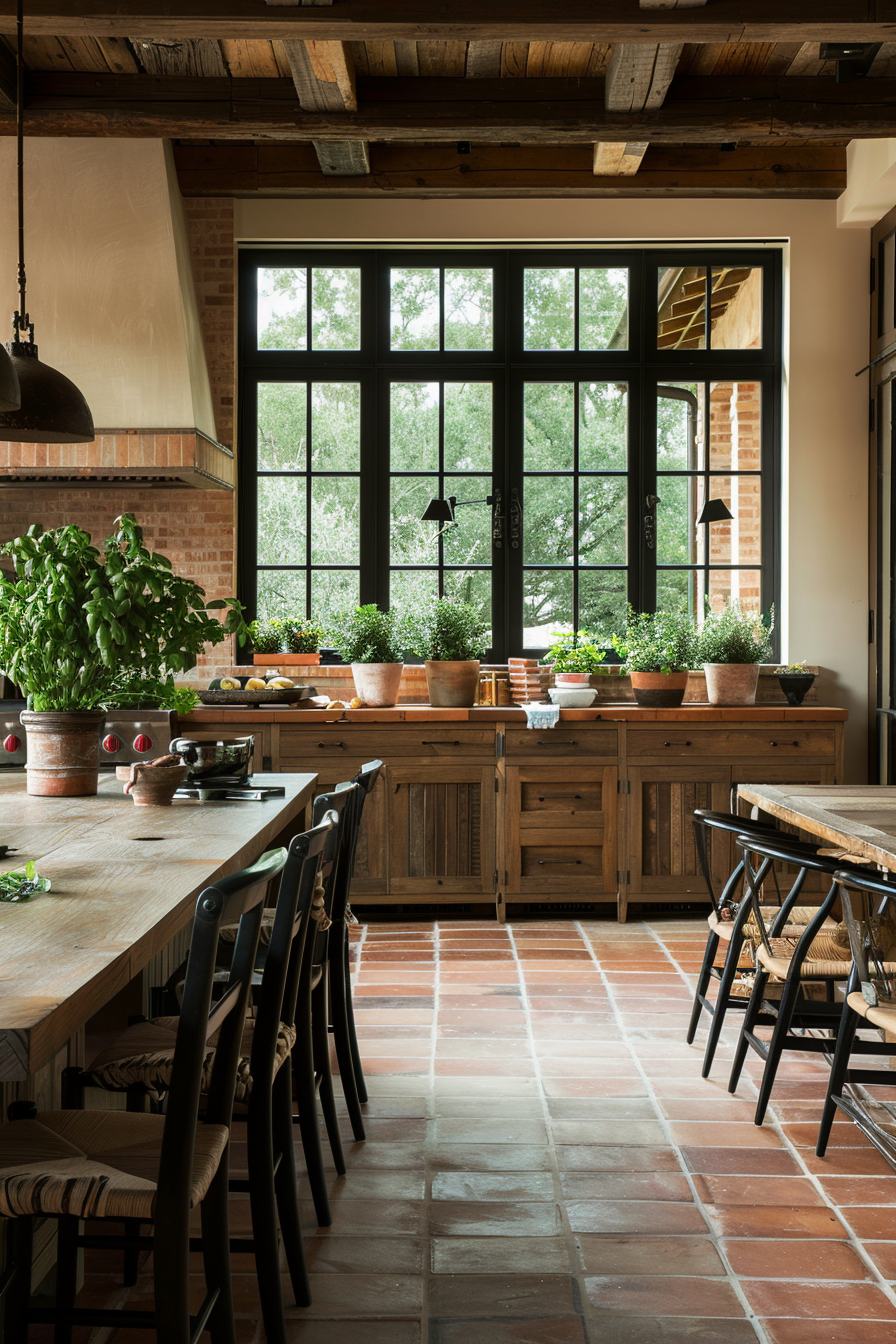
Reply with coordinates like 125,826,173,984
777,673,815,706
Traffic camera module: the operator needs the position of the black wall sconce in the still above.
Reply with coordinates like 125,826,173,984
696,498,733,526
421,489,505,548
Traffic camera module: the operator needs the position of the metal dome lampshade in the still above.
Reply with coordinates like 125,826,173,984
0,346,20,414
696,498,733,526
0,0,94,445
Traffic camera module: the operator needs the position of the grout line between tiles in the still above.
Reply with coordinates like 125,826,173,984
576,918,770,1344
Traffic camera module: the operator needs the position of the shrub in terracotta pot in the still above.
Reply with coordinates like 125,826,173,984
612,607,696,707
542,630,606,687
409,597,489,708
696,599,775,706
0,515,245,796
249,616,323,667
330,604,408,707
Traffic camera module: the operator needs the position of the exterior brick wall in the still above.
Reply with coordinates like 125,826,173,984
181,198,236,451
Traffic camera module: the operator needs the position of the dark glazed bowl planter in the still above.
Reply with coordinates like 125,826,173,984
777,672,816,706
20,709,106,796
629,670,690,708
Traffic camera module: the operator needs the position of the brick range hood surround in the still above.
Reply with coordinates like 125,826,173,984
0,140,231,490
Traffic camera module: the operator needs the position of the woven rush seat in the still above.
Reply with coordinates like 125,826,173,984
219,873,329,945
83,1015,296,1104
0,1110,227,1221
846,991,896,1034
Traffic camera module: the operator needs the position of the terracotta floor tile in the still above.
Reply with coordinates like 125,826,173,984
566,1200,707,1235
723,1237,871,1280
800,1147,896,1176
679,1146,802,1176
586,1315,757,1343
303,1235,426,1274
706,1204,849,1239
552,1119,667,1146
431,1171,555,1201
430,1236,573,1274
659,1098,761,1122
555,1145,682,1172
429,1145,553,1172
667,1122,785,1149
863,1242,896,1280
282,1323,421,1344
816,1175,896,1205
760,1321,896,1344
839,1205,896,1239
426,1273,577,1316
434,1117,548,1144
584,1274,745,1316
559,1171,693,1202
742,1280,896,1320
429,1199,563,1236
576,1234,725,1276
298,1199,426,1236
429,1318,586,1344
692,1174,826,1207
296,1274,424,1318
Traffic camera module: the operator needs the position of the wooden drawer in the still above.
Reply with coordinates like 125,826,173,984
503,727,619,758
627,728,836,759
521,845,602,881
279,726,495,765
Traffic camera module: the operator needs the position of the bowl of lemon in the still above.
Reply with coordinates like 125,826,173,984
198,674,316,706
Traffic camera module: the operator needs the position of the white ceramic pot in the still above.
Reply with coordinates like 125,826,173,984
703,663,760,706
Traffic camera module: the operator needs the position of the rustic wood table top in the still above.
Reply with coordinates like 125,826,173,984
0,771,317,1082
737,784,896,869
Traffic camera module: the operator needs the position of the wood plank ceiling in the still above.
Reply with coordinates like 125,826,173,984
5,15,896,198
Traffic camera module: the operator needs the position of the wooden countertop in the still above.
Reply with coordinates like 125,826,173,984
182,705,848,726
0,771,317,1082
737,785,896,870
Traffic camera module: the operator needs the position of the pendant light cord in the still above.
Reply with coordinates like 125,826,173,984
14,0,30,347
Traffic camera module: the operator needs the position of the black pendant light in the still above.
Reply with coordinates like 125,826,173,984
0,345,20,414
0,0,94,444
696,498,734,526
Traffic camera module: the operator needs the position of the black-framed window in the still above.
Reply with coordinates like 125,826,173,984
239,247,781,659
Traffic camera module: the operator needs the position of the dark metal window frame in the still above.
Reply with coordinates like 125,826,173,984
238,245,782,660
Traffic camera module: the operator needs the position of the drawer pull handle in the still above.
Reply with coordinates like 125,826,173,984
422,739,461,746
769,740,801,748
538,858,583,866
318,741,347,749
537,739,577,746
537,793,583,803
663,740,691,747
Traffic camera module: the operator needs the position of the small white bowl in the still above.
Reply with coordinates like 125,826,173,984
548,687,597,708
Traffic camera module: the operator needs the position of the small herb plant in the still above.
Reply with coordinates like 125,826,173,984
330,605,407,664
0,516,245,712
284,617,325,654
0,861,50,902
248,618,284,654
612,607,696,674
409,598,489,662
543,630,606,675
776,662,810,676
696,600,775,666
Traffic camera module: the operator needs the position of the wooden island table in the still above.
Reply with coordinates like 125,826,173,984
0,771,317,1099
737,784,896,869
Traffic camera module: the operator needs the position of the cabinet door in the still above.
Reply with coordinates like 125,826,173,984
389,765,496,898
310,767,388,897
626,765,730,906
505,765,617,899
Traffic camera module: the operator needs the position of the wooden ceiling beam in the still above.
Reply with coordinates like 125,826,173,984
14,72,896,142
172,141,846,198
0,36,15,114
0,2,894,44
597,40,681,176
262,37,369,175
593,141,647,175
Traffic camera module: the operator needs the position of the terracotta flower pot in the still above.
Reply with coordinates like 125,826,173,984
424,660,481,708
124,762,188,806
351,662,404,707
253,652,320,667
629,670,690,708
554,672,591,687
20,709,106,797
703,663,760,706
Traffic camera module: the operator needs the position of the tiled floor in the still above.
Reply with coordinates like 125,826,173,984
82,916,896,1342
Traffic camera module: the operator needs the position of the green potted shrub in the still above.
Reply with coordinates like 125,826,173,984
330,604,407,707
409,597,489,708
543,630,606,687
696,599,774,706
249,616,324,667
612,607,696,707
775,661,816,706
0,515,244,796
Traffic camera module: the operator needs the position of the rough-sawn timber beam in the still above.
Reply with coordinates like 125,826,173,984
0,3,894,44
596,40,681,176
282,39,369,175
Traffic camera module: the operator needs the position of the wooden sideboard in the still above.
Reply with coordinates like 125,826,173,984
181,707,846,922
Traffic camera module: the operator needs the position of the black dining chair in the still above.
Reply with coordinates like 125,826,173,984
816,867,896,1164
0,846,283,1344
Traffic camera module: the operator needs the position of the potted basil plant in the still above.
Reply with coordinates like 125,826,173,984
0,515,244,797
409,597,489,708
330,604,408,707
543,630,606,686
696,599,774,706
612,607,696,707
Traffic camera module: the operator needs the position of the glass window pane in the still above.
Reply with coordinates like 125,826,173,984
524,268,574,351
311,478,359,564
523,569,573,647
310,383,360,471
579,477,627,566
391,382,439,471
444,382,492,472
257,477,306,565
579,268,628,351
390,569,439,617
258,267,306,351
391,476,437,565
700,569,763,617
709,381,762,471
257,383,306,471
695,475,761,569
657,383,701,471
656,475,696,567
391,267,440,351
443,569,491,630
443,474,492,566
657,265,706,351
311,267,361,350
523,476,574,565
656,569,696,618
257,569,306,621
444,268,493,351
311,569,359,626
579,570,628,635
524,383,574,471
580,382,627,471
710,266,762,350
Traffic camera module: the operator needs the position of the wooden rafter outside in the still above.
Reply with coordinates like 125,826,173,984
657,265,753,348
